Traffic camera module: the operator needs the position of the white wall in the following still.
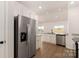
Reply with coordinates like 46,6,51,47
66,6,79,49
5,2,14,57
0,1,6,58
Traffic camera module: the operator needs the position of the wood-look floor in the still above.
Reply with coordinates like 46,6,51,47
33,42,75,58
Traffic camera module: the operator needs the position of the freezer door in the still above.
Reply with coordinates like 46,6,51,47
28,20,36,57
18,16,30,58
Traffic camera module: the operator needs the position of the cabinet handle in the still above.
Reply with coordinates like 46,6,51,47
0,41,6,44
0,41,4,44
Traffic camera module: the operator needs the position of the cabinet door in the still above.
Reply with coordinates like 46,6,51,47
36,35,41,49
36,38,39,49
61,36,65,45
56,35,62,45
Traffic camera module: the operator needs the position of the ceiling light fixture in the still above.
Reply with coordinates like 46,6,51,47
70,1,74,5
56,16,58,18
38,6,42,9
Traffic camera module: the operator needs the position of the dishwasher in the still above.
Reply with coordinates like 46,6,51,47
56,34,66,47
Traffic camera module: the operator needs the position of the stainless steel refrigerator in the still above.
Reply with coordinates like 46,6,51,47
14,15,36,58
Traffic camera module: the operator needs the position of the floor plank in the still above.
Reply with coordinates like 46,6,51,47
33,42,75,58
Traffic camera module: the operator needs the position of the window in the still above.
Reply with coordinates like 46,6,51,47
38,26,44,30
37,26,44,34
53,25,64,34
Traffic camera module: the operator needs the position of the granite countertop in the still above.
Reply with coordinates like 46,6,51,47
56,33,66,36
36,33,66,35
36,34,43,36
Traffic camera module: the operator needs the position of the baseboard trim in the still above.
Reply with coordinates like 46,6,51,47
56,44,65,47
43,41,56,45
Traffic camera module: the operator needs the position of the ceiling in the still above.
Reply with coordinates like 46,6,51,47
18,1,79,23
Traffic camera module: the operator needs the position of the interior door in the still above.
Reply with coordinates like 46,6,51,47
0,2,6,58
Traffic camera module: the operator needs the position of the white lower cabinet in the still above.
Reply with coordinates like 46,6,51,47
36,34,56,50
36,35,41,50
41,34,56,44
